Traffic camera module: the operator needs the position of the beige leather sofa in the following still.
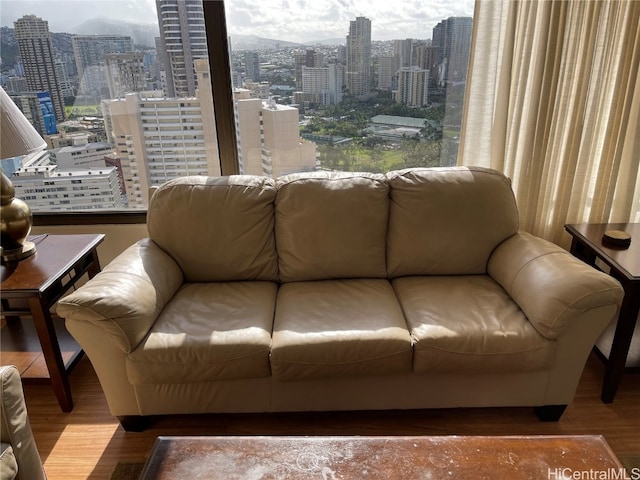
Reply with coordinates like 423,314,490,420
0,365,47,480
57,167,623,431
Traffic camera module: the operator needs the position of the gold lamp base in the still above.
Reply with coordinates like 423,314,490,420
1,240,36,262
1,169,37,262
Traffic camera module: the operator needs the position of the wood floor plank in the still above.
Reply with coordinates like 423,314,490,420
19,352,640,480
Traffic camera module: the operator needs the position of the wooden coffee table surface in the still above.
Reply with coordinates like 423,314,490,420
139,435,625,479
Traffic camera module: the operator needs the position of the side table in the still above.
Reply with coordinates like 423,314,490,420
564,223,639,403
1,233,104,412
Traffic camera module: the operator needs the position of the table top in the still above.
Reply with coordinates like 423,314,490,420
1,233,104,294
565,223,639,280
139,435,625,480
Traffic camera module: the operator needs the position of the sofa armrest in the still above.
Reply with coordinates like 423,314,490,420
488,231,623,339
57,238,183,353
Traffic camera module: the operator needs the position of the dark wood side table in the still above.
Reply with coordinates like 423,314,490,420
139,435,625,479
1,233,104,412
565,223,639,403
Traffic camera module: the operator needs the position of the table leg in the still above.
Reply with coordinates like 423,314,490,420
28,296,74,412
87,249,101,278
601,281,640,403
569,238,597,266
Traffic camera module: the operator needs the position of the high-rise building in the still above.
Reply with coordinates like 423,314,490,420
12,165,124,211
432,17,473,86
415,44,438,73
346,16,372,99
394,39,415,69
155,0,208,97
101,59,219,207
300,63,343,106
378,55,399,91
71,35,134,98
294,48,324,89
49,142,115,169
396,66,429,107
244,51,260,83
105,52,147,99
14,14,66,124
234,91,317,178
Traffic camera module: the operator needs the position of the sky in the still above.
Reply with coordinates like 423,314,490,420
0,0,474,43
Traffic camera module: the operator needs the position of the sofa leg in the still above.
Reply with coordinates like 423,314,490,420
534,405,567,421
117,415,153,432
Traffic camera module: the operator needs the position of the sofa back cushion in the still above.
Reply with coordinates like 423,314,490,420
148,175,279,282
386,166,519,277
276,172,389,282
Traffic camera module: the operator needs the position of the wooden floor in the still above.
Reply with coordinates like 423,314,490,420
18,353,640,480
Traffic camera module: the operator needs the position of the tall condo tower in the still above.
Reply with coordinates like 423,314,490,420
432,17,473,86
14,14,66,124
244,51,260,82
155,0,208,97
346,16,372,99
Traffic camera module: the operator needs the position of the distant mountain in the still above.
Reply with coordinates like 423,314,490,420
69,18,159,47
228,34,304,51
228,34,345,51
304,38,345,46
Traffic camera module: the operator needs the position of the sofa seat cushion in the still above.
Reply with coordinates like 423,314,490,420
271,279,413,381
392,275,555,373
126,282,277,384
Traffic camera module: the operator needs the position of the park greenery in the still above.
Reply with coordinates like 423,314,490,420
301,89,461,172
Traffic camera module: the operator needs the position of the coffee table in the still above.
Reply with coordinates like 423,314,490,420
565,223,639,403
139,435,625,479
1,233,104,412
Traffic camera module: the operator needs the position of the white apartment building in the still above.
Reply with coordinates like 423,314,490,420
300,63,343,106
12,165,124,211
102,60,219,208
234,91,317,178
396,66,429,107
49,142,114,169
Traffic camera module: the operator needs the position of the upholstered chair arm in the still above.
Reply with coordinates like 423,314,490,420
57,238,183,353
488,231,623,339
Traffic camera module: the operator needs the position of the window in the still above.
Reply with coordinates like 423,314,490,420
0,0,473,213
224,0,474,177
1,0,222,212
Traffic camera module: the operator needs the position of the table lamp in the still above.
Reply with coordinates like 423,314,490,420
1,87,47,262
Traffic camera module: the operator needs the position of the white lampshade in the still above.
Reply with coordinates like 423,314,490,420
1,86,47,159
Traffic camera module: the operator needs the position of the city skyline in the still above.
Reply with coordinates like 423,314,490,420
0,0,474,44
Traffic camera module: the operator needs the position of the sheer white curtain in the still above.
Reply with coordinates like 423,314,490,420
459,0,640,246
